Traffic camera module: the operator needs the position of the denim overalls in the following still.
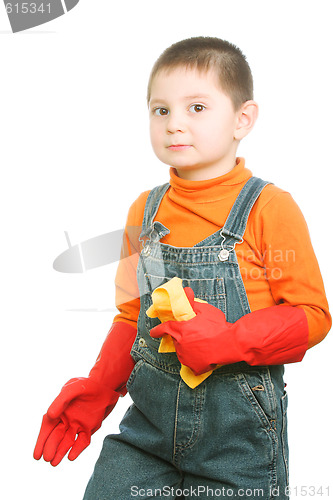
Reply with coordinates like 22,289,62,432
83,177,290,500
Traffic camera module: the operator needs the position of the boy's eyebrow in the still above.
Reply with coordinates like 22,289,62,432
149,94,211,106
183,94,211,100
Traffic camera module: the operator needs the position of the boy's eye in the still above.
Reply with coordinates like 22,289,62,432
189,104,206,113
153,107,169,116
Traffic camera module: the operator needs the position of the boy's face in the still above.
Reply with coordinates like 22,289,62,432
149,66,242,180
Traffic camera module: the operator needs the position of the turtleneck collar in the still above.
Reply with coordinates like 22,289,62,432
168,158,252,202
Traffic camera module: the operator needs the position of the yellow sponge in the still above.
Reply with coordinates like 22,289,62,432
146,277,213,388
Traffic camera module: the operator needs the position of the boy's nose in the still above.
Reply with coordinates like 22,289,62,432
166,113,186,134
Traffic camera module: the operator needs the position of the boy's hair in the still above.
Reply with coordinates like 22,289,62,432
147,36,253,111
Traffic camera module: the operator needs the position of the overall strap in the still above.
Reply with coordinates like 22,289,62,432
139,183,170,244
222,177,271,243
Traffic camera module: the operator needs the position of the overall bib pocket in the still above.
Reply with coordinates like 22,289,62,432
144,273,227,313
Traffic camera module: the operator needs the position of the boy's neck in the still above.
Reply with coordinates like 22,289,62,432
174,156,238,181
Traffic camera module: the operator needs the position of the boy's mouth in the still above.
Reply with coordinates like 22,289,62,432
168,145,192,151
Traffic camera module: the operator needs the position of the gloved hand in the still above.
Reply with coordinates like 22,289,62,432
33,321,136,466
150,288,309,375
33,377,120,466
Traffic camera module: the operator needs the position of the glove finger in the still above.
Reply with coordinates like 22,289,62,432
149,323,166,339
33,413,61,460
50,427,77,467
150,321,182,341
42,420,69,463
67,432,91,461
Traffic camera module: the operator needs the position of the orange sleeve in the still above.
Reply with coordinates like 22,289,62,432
113,190,150,328
112,182,331,351
258,191,331,348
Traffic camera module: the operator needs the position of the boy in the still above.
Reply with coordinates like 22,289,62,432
34,37,331,499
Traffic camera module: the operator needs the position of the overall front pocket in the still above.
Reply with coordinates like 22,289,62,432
126,358,145,392
235,369,278,433
281,390,289,486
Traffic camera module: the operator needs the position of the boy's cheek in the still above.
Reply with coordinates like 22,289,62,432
150,126,164,147
150,140,165,159
149,134,161,156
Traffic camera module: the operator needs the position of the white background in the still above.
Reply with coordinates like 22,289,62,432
1,1,332,499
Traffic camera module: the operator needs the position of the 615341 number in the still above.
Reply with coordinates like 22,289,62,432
5,3,51,14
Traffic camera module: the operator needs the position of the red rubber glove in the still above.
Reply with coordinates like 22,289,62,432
150,288,309,375
34,321,136,466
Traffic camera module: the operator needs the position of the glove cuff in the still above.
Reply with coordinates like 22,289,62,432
89,321,136,394
231,306,309,366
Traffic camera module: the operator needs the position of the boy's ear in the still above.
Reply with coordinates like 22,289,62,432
234,100,259,140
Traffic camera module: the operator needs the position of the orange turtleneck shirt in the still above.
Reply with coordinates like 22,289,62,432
114,158,331,349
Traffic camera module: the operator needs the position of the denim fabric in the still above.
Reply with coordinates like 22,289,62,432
83,177,290,500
